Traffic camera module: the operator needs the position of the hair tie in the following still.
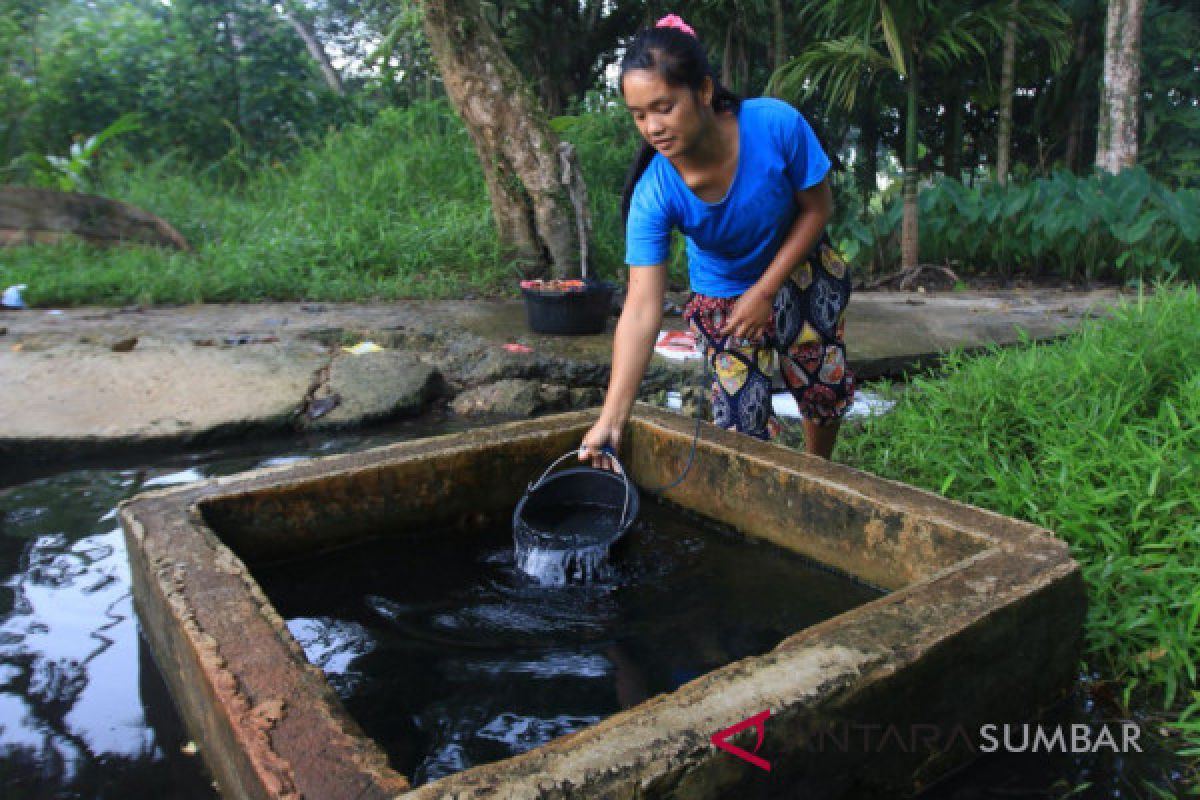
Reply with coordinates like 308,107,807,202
655,14,696,38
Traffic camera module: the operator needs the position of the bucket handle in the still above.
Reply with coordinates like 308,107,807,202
529,447,635,533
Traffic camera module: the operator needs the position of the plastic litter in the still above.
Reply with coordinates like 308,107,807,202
2,284,28,309
306,394,340,420
503,343,534,354
224,334,279,346
845,390,897,419
770,388,896,420
341,341,383,355
654,330,702,361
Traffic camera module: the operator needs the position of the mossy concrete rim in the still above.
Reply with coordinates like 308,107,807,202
118,406,1086,799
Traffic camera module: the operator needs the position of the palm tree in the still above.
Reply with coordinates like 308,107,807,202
689,0,779,95
996,0,1070,185
770,0,1017,270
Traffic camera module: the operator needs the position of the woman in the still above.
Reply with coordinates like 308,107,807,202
580,14,855,469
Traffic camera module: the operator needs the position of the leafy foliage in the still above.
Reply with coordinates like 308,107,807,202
2,0,353,173
0,99,641,304
481,0,644,116
3,0,1198,195
771,0,1070,266
363,0,438,106
841,286,1200,735
21,113,141,192
1139,2,1200,187
2,0,1198,289
833,168,1200,280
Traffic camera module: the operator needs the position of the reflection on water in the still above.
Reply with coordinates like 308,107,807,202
0,418,472,798
286,617,374,696
253,504,884,785
0,470,214,799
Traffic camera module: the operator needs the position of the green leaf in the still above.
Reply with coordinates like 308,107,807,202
879,3,908,76
549,116,577,134
1112,211,1162,245
1005,188,1029,217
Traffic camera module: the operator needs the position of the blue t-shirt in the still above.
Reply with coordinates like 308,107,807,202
624,97,831,297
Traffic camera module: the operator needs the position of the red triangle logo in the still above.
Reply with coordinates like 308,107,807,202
711,709,771,771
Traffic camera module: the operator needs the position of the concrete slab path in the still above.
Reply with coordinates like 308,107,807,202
0,288,1127,461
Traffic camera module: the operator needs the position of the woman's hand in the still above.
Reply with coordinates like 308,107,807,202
720,285,774,341
723,177,831,344
579,416,623,471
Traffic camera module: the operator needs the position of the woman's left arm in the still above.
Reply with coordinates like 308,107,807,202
720,177,834,340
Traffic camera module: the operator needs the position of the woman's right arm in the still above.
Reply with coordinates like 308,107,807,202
579,264,667,470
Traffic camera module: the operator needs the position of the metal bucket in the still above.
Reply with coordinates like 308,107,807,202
512,449,638,582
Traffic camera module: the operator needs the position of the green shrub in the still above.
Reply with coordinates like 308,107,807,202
842,287,1200,721
9,0,352,168
4,103,1197,304
834,169,1200,282
0,99,651,305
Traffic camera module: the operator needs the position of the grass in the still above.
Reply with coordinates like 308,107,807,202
0,100,644,307
9,97,1193,306
834,286,1200,769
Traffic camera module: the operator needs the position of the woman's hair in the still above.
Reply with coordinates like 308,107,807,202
619,23,741,224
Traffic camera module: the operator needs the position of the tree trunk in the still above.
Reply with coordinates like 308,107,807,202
737,33,749,96
281,6,344,95
722,21,735,89
770,0,786,74
223,11,244,142
421,0,590,278
402,38,414,104
855,98,879,208
720,10,748,93
1095,0,1146,173
901,68,920,270
943,83,962,180
1063,23,1088,172
997,0,1018,185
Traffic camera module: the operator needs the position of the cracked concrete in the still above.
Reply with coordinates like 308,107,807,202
1,288,1128,462
0,335,321,452
300,350,442,431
